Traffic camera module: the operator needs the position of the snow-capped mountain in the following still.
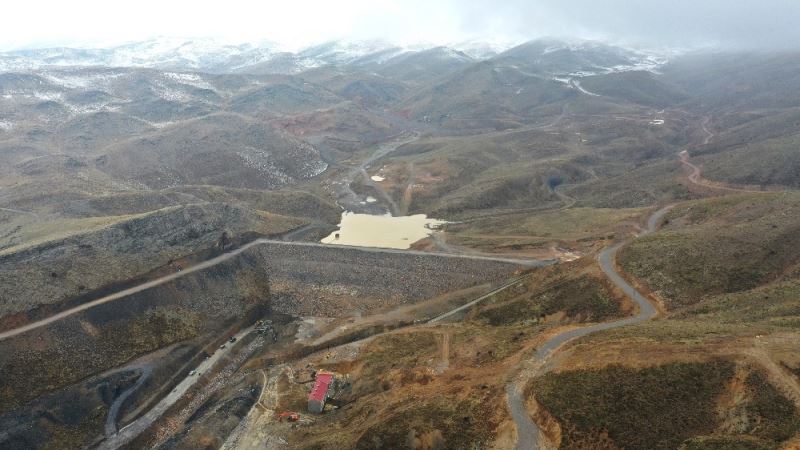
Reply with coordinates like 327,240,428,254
495,38,669,77
450,39,519,59
0,38,501,74
295,39,405,66
0,37,284,73
0,37,669,76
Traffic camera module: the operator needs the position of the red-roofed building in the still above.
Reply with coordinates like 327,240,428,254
307,372,334,413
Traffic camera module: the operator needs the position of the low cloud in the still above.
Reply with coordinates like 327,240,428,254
2,0,799,51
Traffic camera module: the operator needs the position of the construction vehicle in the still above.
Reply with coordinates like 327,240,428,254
277,411,300,422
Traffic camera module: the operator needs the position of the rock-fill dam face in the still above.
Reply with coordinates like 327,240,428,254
257,242,524,317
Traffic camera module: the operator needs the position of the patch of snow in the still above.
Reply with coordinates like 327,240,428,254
41,71,127,89
432,47,473,62
569,79,601,97
151,81,191,102
370,175,385,182
64,102,116,115
149,120,177,129
298,39,400,66
450,39,518,59
162,72,215,91
237,147,292,187
649,119,665,125
543,45,563,55
296,58,323,70
33,91,64,102
302,160,328,178
0,120,13,131
568,70,600,77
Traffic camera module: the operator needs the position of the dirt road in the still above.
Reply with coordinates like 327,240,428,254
569,78,601,97
553,183,576,210
428,276,528,324
679,150,770,194
0,207,38,217
0,239,546,341
505,205,671,450
701,116,714,145
98,326,254,449
360,166,401,215
105,365,153,437
330,132,419,214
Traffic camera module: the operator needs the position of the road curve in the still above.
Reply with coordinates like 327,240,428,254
0,239,548,341
569,78,601,97
701,116,714,145
105,365,153,437
679,150,770,194
98,326,254,449
505,205,671,450
333,133,419,214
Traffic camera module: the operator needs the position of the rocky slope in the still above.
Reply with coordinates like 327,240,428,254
0,203,301,321
0,246,270,413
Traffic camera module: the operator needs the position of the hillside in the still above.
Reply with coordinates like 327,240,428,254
619,193,800,309
0,203,304,321
98,113,328,189
1,37,800,450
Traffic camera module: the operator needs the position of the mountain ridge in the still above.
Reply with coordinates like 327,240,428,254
0,37,670,76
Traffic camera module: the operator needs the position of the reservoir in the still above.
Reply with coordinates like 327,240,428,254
321,212,446,249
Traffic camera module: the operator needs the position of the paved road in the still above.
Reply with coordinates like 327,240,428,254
505,205,671,450
105,365,153,437
98,326,254,450
0,239,547,341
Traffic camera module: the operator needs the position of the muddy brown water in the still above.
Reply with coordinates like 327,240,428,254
321,212,446,249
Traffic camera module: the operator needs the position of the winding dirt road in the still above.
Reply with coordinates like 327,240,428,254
701,116,714,145
505,205,671,450
680,117,771,194
553,183,577,210
105,365,153,437
331,132,419,214
569,78,601,97
679,150,770,194
98,325,255,449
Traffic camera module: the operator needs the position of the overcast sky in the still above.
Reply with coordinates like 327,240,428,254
2,0,799,51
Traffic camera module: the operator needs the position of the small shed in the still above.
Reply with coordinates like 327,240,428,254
307,372,334,413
